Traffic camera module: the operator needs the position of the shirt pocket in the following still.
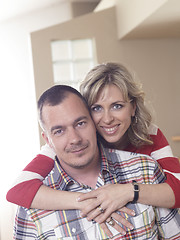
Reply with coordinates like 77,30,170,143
108,204,158,240
130,204,158,236
54,217,106,240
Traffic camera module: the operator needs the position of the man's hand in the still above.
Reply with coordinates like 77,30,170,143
99,211,134,238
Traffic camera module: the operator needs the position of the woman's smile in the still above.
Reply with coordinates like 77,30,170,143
101,124,120,135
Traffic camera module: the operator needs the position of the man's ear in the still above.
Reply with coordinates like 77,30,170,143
42,131,53,148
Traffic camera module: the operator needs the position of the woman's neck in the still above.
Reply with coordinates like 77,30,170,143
99,133,130,150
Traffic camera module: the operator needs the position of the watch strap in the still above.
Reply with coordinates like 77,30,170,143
131,180,139,203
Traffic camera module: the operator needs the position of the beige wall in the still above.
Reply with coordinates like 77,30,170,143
115,0,167,39
0,2,75,239
31,7,180,157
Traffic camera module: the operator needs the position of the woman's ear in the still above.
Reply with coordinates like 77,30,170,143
131,101,137,117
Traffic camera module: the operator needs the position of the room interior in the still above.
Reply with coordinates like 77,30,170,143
0,0,179,239
31,0,180,155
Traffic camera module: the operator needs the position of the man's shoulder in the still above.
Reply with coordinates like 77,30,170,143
104,147,154,163
43,159,71,191
101,147,165,185
102,148,159,174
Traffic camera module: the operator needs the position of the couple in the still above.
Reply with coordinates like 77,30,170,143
8,63,180,239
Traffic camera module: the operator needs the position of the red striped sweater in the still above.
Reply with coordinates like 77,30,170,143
6,124,180,208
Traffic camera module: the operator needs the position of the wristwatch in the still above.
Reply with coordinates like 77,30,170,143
131,180,139,203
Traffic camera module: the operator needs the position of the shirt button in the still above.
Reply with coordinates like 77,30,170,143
72,228,76,233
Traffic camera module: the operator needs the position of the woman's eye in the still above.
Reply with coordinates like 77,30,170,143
91,105,102,112
113,104,123,110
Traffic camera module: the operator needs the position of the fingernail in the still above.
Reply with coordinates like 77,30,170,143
132,210,136,216
76,197,80,202
80,212,85,218
122,230,126,235
130,225,134,230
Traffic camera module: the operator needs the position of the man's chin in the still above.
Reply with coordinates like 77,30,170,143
69,157,93,169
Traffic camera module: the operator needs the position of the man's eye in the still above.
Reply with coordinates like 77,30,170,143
53,129,63,135
91,105,102,112
77,121,86,127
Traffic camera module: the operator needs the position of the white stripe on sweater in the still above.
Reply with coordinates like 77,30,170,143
164,170,180,180
151,146,174,160
40,144,56,159
12,171,44,187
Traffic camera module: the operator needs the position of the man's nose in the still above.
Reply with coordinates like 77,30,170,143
68,129,82,144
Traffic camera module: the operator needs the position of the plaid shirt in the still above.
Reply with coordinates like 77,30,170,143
14,146,180,239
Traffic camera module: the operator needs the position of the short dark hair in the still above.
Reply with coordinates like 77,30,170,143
38,85,89,128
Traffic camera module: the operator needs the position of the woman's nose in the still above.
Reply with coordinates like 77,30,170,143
102,110,114,124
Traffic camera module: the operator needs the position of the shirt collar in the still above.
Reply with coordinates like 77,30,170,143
53,144,115,190
99,144,116,176
53,157,75,190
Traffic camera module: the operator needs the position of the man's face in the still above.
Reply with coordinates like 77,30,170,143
42,93,98,173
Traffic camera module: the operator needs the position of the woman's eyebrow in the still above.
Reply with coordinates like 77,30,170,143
92,100,126,105
111,100,125,104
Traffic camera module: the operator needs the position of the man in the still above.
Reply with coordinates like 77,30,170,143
14,85,180,239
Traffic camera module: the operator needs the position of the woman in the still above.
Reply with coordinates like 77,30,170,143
6,63,180,234
78,63,180,223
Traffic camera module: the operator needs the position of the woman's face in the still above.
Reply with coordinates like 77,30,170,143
90,84,136,147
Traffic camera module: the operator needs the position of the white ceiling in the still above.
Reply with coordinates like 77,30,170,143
0,0,100,23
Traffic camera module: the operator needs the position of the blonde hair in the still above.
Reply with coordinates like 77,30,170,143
80,62,153,147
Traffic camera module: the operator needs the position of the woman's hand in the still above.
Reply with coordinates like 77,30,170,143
76,197,134,238
77,183,134,223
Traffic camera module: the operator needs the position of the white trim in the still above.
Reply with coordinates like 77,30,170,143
40,144,56,159
164,170,180,180
12,171,44,187
151,146,173,160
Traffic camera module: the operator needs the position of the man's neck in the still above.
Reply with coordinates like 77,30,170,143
58,151,101,189
73,165,101,189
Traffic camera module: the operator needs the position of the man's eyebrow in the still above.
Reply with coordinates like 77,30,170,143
74,116,88,125
50,116,89,133
51,125,62,133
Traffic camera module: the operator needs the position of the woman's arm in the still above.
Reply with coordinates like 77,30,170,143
138,181,176,208
6,154,54,208
77,181,175,224
31,185,82,210
126,125,180,208
149,126,180,208
31,184,134,238
6,144,56,208
138,181,175,207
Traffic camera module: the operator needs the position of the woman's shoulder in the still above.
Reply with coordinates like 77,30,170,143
148,124,165,137
148,123,159,136
148,124,169,149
